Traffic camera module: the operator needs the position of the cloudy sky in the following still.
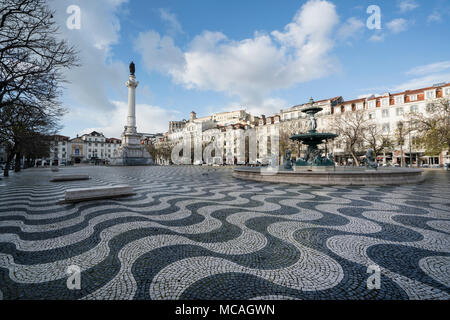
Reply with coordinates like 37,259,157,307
50,0,450,138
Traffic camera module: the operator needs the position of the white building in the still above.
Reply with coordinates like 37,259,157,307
326,83,450,166
47,131,122,165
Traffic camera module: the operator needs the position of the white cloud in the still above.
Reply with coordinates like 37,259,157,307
392,73,450,91
337,17,365,41
369,34,384,42
241,98,287,118
427,11,442,23
78,101,180,138
136,0,340,106
134,30,185,74
386,18,409,33
51,0,129,115
398,0,419,12
391,60,450,91
159,8,183,36
405,61,450,76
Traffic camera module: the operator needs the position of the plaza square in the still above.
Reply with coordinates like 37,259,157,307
0,166,448,300
1,0,450,305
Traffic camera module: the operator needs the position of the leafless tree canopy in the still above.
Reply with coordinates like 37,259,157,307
0,0,78,176
406,98,450,155
331,110,369,165
364,123,394,157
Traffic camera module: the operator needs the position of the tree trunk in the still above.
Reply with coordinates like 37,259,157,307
3,152,14,177
14,152,21,172
351,150,360,166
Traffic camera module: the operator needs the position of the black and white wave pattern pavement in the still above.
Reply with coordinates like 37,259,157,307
0,166,449,300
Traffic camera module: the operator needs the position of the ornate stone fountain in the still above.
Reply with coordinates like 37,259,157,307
289,98,337,169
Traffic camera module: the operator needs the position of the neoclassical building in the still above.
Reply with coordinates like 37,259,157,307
48,131,122,165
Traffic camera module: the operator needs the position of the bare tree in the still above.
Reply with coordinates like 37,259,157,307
363,123,394,157
406,98,450,156
0,0,78,176
331,110,369,166
279,119,304,160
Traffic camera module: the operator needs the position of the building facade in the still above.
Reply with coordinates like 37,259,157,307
47,131,122,165
162,83,450,167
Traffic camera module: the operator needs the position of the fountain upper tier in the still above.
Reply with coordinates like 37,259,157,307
289,98,338,143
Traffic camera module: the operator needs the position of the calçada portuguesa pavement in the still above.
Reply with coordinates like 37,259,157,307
0,166,449,300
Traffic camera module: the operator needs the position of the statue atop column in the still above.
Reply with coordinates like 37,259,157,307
129,61,135,75
110,60,152,166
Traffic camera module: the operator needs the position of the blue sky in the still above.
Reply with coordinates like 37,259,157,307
51,0,450,138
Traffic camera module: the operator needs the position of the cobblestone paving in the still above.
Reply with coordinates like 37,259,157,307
0,166,449,300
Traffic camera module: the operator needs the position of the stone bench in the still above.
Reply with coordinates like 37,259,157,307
63,185,136,203
50,174,90,182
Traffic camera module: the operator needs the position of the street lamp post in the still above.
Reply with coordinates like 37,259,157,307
409,120,412,167
398,121,404,167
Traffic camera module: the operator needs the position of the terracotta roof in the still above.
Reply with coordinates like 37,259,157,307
366,83,449,100
340,98,366,105
51,135,70,141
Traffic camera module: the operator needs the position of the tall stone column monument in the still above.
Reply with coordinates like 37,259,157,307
111,62,153,166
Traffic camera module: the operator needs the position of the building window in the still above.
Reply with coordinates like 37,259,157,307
381,99,389,107
382,123,390,133
425,90,435,99
369,112,375,120
426,103,435,112
382,109,389,118
396,107,404,116
410,105,418,113
369,101,376,109
395,96,403,105
357,104,363,110
409,94,417,101
444,87,450,96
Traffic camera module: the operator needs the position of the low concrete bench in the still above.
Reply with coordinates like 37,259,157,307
63,185,136,203
51,174,90,182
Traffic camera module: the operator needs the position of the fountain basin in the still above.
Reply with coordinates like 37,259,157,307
233,167,424,186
